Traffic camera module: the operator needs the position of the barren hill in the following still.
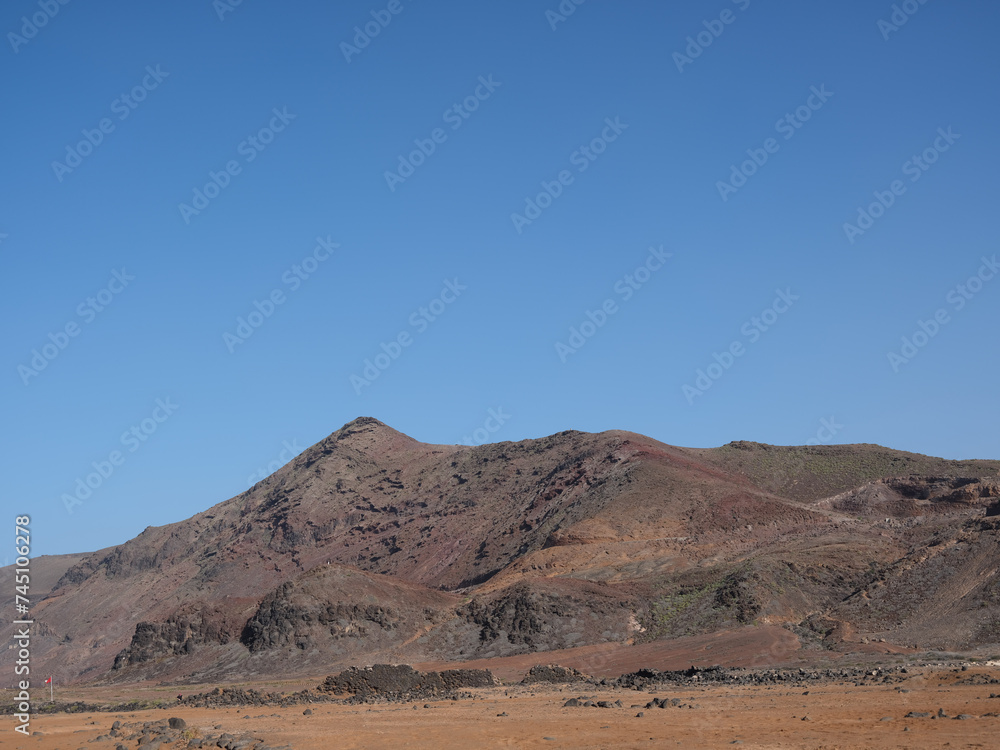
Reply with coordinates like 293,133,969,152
4,418,999,685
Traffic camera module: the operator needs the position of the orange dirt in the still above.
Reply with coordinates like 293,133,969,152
5,668,1000,749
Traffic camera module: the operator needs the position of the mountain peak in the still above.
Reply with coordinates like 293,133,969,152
323,416,418,451
339,416,388,432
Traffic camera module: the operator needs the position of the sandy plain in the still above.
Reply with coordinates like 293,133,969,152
4,666,1000,749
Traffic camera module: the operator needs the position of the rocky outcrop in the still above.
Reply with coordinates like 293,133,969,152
112,606,238,669
241,581,399,652
461,586,557,646
819,477,1000,517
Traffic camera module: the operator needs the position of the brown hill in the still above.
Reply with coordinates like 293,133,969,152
3,418,999,685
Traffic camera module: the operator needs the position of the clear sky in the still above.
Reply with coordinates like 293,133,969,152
3,0,998,558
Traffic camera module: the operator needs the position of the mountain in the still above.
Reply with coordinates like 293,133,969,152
3,418,999,685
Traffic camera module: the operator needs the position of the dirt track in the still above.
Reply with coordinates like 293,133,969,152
5,668,1000,749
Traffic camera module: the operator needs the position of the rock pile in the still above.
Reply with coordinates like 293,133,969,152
95,717,289,750
521,664,591,684
179,687,327,709
614,665,907,690
319,664,499,701
562,697,623,708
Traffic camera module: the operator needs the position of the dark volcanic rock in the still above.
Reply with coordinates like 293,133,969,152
112,604,240,669
521,664,591,684
319,664,498,700
459,582,629,649
563,696,621,709
178,686,326,709
615,664,905,690
461,586,560,646
240,581,399,652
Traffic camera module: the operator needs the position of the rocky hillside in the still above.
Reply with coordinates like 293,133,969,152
3,418,999,685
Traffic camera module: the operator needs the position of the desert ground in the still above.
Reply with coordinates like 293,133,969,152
4,665,1000,749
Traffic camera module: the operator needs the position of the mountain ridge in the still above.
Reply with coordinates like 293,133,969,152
4,418,999,685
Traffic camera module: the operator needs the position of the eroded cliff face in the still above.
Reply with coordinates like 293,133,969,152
458,581,634,650
240,590,399,653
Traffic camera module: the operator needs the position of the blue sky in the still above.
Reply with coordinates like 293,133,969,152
3,0,998,557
